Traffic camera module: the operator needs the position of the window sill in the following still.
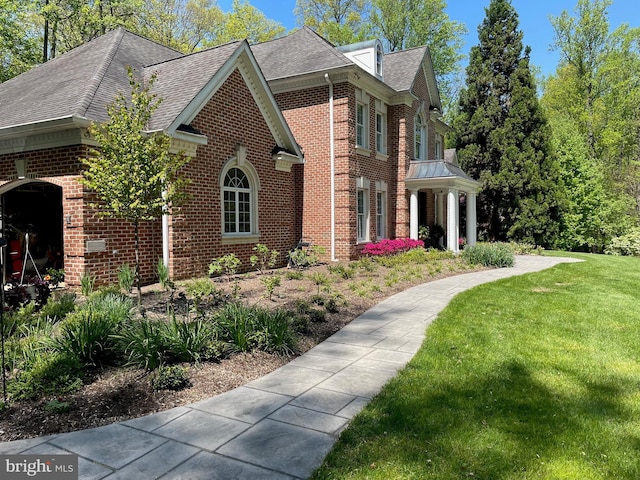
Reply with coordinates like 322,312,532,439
356,146,370,156
375,152,388,161
221,233,260,245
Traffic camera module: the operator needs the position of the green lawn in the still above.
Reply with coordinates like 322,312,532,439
311,253,640,479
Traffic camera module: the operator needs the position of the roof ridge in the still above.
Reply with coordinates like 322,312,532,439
302,27,354,66
75,28,126,118
385,44,428,56
144,39,242,71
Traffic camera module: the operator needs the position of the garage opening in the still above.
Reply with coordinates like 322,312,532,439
2,182,64,280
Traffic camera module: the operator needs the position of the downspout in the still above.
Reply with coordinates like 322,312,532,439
325,73,337,262
162,191,169,269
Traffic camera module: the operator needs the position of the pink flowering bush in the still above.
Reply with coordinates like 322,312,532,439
361,238,424,256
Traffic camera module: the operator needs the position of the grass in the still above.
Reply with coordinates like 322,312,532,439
311,253,640,479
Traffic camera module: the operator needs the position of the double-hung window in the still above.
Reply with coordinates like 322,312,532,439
356,89,370,151
356,177,370,242
414,113,426,160
375,100,387,156
375,181,387,240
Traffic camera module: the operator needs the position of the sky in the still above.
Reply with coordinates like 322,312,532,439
217,0,640,77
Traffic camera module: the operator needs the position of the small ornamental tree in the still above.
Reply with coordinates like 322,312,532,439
80,66,190,304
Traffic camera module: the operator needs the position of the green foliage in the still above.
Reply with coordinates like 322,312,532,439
118,264,135,294
118,319,167,370
8,352,83,401
461,242,515,268
79,272,96,297
45,268,65,287
250,244,279,274
44,398,71,414
156,258,173,291
213,0,285,45
604,228,640,256
214,303,296,354
454,0,563,247
164,316,216,363
261,275,281,301
151,365,190,391
52,293,132,366
38,292,77,323
285,270,305,280
370,0,466,112
184,278,218,312
0,0,41,81
308,271,330,295
80,66,190,303
209,253,241,279
327,264,355,279
295,0,371,45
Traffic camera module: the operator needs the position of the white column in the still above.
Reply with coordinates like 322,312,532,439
447,188,459,252
436,192,444,248
466,192,477,247
410,189,419,240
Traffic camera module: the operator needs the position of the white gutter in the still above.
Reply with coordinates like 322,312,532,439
325,73,336,262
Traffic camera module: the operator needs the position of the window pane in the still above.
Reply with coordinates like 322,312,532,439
356,104,364,146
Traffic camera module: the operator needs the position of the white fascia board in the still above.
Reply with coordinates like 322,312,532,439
237,47,303,162
0,115,91,140
166,44,246,133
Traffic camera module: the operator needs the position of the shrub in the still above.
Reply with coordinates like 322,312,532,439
8,352,83,401
308,271,330,295
151,365,190,391
184,278,218,311
605,229,640,256
361,238,424,256
261,275,281,300
209,253,241,279
44,398,71,414
38,292,76,323
462,242,515,268
117,264,135,293
253,308,297,355
509,242,544,255
250,244,279,274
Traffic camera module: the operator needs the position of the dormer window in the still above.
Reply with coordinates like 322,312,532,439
376,43,383,77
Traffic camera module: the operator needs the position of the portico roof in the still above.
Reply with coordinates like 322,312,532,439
405,159,481,192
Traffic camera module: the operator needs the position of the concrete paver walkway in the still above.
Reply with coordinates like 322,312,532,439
0,255,581,479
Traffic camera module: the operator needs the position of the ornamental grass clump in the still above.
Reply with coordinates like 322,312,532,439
461,242,514,267
361,238,424,256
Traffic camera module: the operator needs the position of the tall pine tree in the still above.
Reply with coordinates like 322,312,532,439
453,0,563,246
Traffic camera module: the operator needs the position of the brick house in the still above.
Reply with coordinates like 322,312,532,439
0,29,304,286
253,28,480,259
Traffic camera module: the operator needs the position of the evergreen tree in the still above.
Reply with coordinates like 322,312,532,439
453,0,563,246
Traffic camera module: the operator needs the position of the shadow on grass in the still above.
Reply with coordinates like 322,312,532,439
318,359,640,479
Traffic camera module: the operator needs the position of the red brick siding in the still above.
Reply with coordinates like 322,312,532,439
169,68,298,279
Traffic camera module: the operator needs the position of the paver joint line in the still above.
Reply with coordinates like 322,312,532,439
0,255,579,480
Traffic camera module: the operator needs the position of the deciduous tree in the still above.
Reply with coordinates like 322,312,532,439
80,67,190,303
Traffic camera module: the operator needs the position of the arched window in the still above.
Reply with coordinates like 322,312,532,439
414,113,427,160
222,167,252,234
376,43,383,77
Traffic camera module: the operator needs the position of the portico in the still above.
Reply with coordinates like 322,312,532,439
406,151,481,253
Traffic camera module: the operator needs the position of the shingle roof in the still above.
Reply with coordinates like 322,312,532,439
0,29,182,129
145,41,243,131
252,27,353,81
383,46,428,93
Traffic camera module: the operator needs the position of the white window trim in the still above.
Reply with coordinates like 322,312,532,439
356,89,370,153
219,153,260,242
375,180,388,240
414,112,427,160
375,99,387,158
356,176,370,243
